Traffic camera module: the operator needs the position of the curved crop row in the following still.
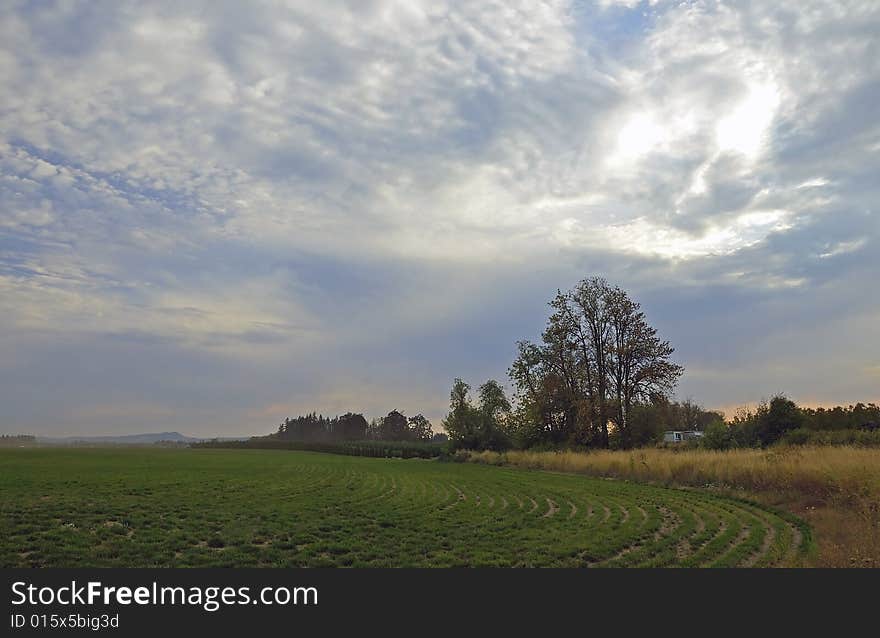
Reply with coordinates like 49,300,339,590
0,448,809,567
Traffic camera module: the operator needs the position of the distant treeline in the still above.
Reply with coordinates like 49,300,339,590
0,434,36,446
800,403,880,431
265,410,446,444
196,396,880,459
193,409,449,458
700,398,880,450
192,438,445,459
203,278,878,456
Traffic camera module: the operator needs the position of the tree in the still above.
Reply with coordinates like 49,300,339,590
441,378,511,450
477,380,512,450
701,420,736,450
478,380,511,422
367,417,383,440
756,395,804,446
379,410,409,441
337,412,368,441
726,396,804,447
510,277,683,448
407,414,434,441
442,378,480,449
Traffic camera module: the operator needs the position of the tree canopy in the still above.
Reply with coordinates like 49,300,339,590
442,378,511,450
271,410,433,443
509,277,683,448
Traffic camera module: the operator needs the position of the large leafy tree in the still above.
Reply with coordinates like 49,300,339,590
336,412,368,441
379,410,409,440
510,277,683,448
407,413,434,441
755,395,805,446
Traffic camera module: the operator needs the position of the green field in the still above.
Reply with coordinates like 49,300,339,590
0,448,809,567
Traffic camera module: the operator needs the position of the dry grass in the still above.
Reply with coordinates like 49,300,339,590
467,446,880,567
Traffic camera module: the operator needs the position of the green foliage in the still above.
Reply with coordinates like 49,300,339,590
800,403,880,431
271,410,434,444
502,403,548,449
378,410,409,440
611,399,722,448
478,379,511,420
442,378,511,451
700,420,736,450
407,414,434,442
336,412,369,441
724,395,804,447
779,428,880,447
509,277,683,449
757,396,805,446
723,398,880,448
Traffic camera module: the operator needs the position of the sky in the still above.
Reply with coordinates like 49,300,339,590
1,0,878,437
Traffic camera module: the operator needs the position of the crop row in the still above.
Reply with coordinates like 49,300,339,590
0,448,809,567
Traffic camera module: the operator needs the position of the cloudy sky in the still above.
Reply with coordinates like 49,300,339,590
1,0,878,437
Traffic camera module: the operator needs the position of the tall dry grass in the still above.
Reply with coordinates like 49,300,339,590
467,446,880,504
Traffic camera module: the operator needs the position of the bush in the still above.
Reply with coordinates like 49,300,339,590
757,396,805,446
780,428,812,446
779,428,880,447
726,395,805,447
701,420,736,450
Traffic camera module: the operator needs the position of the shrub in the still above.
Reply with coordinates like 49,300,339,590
757,396,805,446
780,428,812,446
780,428,880,447
701,420,737,450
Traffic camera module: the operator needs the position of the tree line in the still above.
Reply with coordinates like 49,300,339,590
257,277,877,452
441,276,879,451
701,396,880,449
264,410,445,444
0,434,36,446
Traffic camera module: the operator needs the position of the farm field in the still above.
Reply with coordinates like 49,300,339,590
0,448,809,568
466,447,880,567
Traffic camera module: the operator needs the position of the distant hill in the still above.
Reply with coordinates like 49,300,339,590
36,432,248,445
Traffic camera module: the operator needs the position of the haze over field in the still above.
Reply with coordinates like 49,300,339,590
1,1,878,437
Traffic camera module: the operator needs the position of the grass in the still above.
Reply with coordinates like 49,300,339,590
0,447,808,567
465,446,880,567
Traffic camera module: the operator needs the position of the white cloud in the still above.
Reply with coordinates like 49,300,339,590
585,209,794,260
715,81,781,158
1,0,879,432
818,239,867,259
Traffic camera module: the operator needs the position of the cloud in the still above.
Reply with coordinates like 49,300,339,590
1,0,878,435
